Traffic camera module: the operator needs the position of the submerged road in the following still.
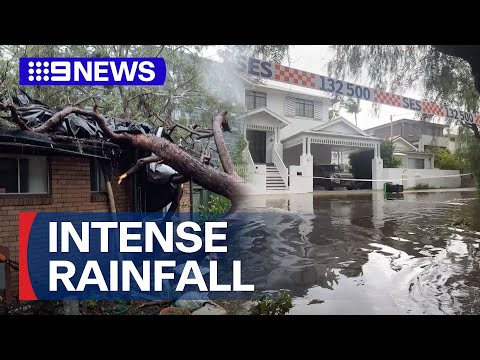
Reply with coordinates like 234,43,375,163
240,189,480,314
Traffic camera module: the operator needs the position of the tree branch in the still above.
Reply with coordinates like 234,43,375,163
212,111,237,176
6,103,250,201
469,122,480,140
118,155,162,185
0,103,31,130
170,174,190,184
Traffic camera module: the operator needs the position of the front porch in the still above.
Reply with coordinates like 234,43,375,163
282,131,383,192
242,108,291,193
242,113,384,195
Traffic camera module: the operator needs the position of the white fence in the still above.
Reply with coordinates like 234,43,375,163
381,168,461,189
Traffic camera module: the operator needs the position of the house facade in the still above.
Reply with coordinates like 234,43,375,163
390,136,435,169
0,126,193,305
240,80,384,194
365,119,456,153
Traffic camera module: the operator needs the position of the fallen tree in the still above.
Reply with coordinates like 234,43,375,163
0,101,250,211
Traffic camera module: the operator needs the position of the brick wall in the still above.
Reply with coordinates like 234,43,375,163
0,155,132,303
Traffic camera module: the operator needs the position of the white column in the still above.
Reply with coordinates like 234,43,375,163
302,136,307,155
372,142,384,190
299,136,313,192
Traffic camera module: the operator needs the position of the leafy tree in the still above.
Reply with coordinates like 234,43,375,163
349,140,401,181
381,140,402,168
328,45,480,122
429,148,462,170
0,44,289,315
328,45,480,183
349,150,374,181
329,108,340,120
342,97,361,126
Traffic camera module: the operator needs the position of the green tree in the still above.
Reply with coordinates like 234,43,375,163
430,148,462,170
342,97,361,127
328,45,480,183
349,139,401,181
381,140,402,168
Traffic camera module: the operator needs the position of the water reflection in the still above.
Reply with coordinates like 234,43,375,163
239,190,480,314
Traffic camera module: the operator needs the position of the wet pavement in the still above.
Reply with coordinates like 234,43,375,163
240,189,480,314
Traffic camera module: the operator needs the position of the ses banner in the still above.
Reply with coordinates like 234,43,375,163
234,56,480,125
19,58,167,86
19,212,254,301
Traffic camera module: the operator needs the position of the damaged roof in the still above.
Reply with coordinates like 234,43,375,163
0,91,160,159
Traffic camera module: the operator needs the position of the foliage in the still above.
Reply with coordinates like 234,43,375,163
251,291,293,315
0,45,288,124
456,127,480,183
232,136,248,181
342,97,361,126
197,195,231,222
215,45,290,64
349,149,374,180
429,148,462,170
329,109,340,120
328,45,480,115
381,140,402,168
349,140,401,179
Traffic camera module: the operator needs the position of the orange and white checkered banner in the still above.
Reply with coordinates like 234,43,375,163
234,56,480,125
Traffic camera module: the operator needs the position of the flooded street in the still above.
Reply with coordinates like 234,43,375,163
239,189,480,314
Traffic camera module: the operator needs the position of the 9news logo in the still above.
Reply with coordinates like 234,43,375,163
19,58,166,86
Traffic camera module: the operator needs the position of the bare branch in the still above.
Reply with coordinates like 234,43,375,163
118,155,162,185
0,103,31,130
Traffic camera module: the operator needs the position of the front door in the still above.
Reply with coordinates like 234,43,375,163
246,130,266,164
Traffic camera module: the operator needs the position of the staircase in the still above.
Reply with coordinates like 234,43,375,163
266,163,287,191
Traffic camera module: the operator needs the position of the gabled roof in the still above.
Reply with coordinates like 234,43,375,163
310,117,371,137
365,118,447,132
390,136,418,152
242,107,291,125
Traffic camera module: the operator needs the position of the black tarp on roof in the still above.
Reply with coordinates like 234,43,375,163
11,90,159,140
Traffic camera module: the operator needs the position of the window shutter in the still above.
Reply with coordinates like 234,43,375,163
285,96,295,116
314,101,323,120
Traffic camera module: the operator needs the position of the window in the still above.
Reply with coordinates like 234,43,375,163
415,159,425,169
0,155,48,194
295,98,314,118
245,90,267,110
90,159,106,192
408,158,425,169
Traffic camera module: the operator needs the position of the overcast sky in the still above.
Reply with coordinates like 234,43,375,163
202,45,444,131
287,45,422,130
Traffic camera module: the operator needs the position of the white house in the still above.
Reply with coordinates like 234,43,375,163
239,79,383,194
390,136,435,169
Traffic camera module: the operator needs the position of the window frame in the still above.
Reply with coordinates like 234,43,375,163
245,90,267,110
414,158,425,169
294,98,314,118
0,154,49,195
90,158,107,193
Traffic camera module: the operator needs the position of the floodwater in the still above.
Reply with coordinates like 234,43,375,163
238,189,480,314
